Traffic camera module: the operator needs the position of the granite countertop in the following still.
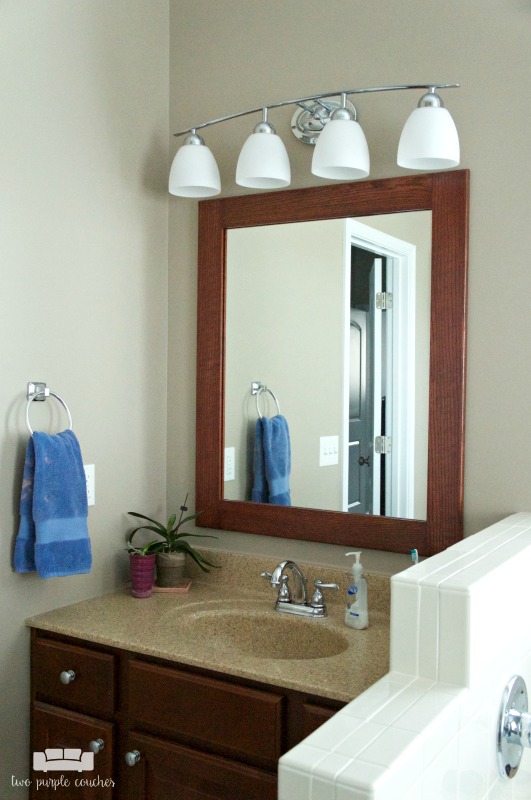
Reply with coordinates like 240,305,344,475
26,552,391,704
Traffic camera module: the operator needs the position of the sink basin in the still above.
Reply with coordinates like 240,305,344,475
166,600,349,661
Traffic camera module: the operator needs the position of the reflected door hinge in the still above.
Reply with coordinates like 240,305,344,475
376,292,393,310
375,435,392,454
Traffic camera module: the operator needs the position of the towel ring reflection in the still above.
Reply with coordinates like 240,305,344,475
251,382,281,419
25,391,73,435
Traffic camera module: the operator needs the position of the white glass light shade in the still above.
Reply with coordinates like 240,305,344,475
168,142,221,198
397,106,460,170
236,132,291,189
311,119,370,180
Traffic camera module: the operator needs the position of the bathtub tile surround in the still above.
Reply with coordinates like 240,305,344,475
279,513,531,799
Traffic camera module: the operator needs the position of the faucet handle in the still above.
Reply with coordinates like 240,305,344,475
278,574,291,603
311,580,339,609
261,570,291,603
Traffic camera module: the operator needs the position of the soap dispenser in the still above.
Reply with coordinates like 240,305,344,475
344,551,369,629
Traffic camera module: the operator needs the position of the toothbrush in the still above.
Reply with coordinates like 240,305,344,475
410,548,419,565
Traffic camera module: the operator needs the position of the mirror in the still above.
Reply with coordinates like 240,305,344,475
196,171,469,555
224,211,432,520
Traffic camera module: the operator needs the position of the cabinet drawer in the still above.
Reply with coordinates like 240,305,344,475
31,702,114,800
32,637,115,718
129,660,284,765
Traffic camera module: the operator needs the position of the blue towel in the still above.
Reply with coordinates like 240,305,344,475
251,415,291,506
251,420,268,503
14,430,92,578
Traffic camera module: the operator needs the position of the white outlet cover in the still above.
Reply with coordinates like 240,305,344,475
224,447,235,481
84,464,95,506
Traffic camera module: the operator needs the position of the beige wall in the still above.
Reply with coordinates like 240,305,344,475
168,0,531,556
0,2,169,794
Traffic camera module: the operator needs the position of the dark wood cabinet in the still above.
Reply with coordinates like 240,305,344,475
32,637,116,719
30,629,344,800
300,701,340,739
122,732,277,800
31,702,114,800
128,659,284,768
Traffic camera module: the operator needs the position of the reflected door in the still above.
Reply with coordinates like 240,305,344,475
347,308,371,513
369,256,384,515
346,256,385,515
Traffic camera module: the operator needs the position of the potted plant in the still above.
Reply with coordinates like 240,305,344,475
127,495,217,588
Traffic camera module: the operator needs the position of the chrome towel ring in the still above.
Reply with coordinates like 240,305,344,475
251,381,281,419
25,382,73,435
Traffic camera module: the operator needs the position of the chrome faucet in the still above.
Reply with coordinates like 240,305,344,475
270,560,308,604
261,560,338,618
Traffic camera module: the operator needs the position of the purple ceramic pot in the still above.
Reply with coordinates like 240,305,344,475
129,553,156,598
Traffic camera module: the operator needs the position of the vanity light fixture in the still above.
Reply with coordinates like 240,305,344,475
310,92,370,180
168,129,221,198
397,87,460,170
169,83,460,198
235,107,291,189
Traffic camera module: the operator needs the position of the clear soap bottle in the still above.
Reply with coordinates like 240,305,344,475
344,551,369,629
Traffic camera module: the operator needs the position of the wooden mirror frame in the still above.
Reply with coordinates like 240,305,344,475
196,170,469,556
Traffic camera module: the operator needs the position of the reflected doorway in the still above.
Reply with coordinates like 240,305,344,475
347,254,387,515
342,221,417,517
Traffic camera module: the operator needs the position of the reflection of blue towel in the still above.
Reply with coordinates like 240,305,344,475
251,415,291,506
14,430,92,578
251,420,268,503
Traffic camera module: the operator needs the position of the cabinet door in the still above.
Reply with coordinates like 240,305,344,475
301,702,339,738
122,731,277,800
31,702,114,800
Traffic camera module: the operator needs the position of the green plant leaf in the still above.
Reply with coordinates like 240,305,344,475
172,531,217,541
128,512,166,533
127,538,166,556
127,525,167,539
176,541,219,572
145,541,166,554
177,512,202,528
166,513,177,532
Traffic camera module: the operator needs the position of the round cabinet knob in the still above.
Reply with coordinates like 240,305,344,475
88,739,105,754
124,750,141,767
59,670,76,685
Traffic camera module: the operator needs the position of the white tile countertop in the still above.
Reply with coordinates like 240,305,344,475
279,514,531,799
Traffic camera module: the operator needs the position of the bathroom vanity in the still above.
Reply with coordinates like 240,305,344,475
31,628,342,799
26,561,390,799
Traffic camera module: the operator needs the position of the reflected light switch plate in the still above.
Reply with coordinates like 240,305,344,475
320,436,339,466
224,447,235,481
